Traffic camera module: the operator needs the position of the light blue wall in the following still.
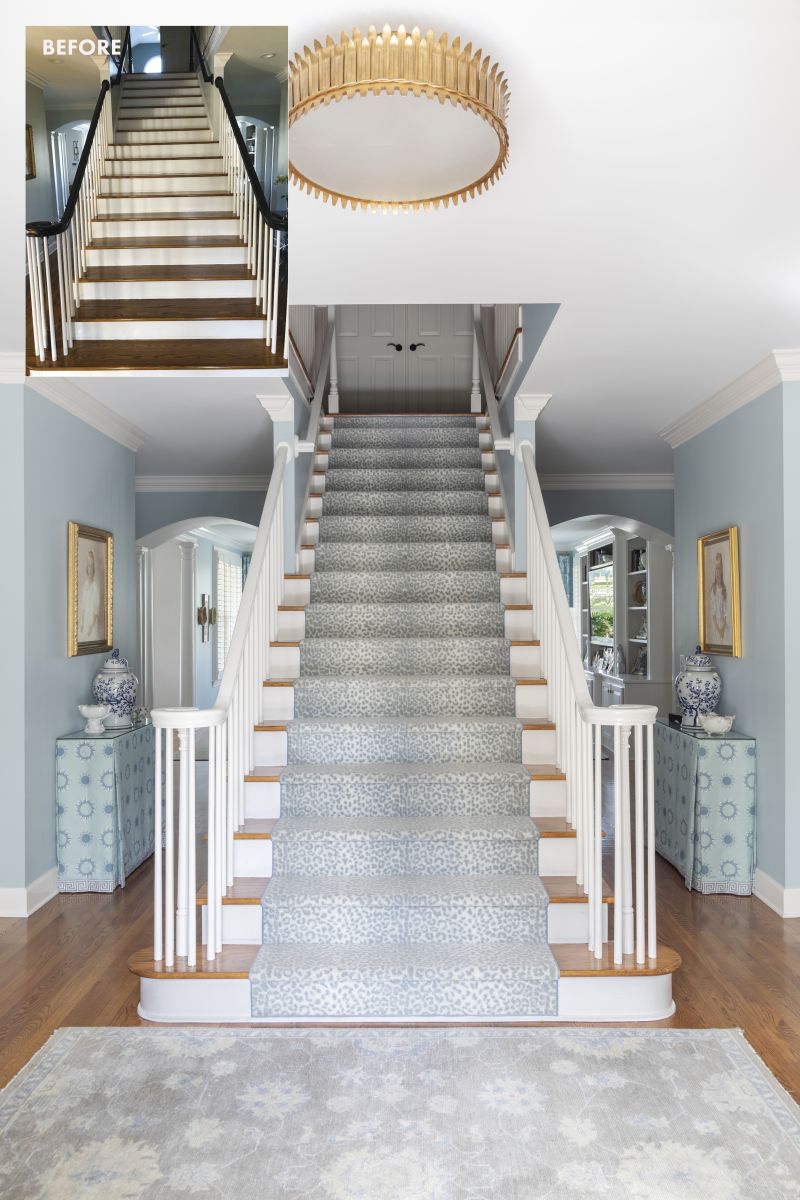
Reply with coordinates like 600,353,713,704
782,383,800,888
674,386,785,886
543,489,674,534
136,490,266,539
0,386,28,889
23,390,136,886
26,82,54,224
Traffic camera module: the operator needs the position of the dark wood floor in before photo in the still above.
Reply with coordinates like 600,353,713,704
1,763,799,1101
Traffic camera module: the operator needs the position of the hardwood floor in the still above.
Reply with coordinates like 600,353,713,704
1,852,798,1098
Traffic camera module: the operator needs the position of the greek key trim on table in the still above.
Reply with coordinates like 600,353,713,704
654,719,756,895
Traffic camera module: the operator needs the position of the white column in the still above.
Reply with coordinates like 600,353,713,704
92,55,112,140
177,540,197,708
136,545,154,710
513,393,551,571
259,390,297,571
328,305,339,414
212,52,235,140
470,304,482,412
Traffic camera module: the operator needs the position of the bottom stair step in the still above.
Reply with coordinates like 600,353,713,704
248,942,559,1018
262,874,549,944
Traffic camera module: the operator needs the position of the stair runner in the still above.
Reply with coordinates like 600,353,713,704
249,416,559,1018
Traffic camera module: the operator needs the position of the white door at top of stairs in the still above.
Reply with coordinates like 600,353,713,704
335,305,475,411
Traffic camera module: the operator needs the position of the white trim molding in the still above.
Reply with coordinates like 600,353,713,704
135,475,268,493
0,867,59,918
515,393,552,421
753,868,800,920
540,473,674,491
0,353,25,384
258,394,294,423
660,350,800,449
27,378,147,451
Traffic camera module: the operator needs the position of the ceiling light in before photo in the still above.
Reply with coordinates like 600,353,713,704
289,24,509,212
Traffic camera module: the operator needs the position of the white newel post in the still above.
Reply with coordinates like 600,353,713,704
259,392,297,571
212,52,235,140
513,393,551,572
136,546,154,710
328,306,340,414
471,306,482,413
93,55,111,140
177,540,197,707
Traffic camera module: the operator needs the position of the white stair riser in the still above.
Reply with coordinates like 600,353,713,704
484,472,499,490
112,132,216,146
86,246,248,267
505,609,534,640
79,279,257,301
479,432,493,449
529,778,567,818
481,451,496,471
268,644,300,680
548,902,609,944
305,494,323,518
491,521,509,546
522,726,557,764
277,609,305,641
515,683,549,719
119,93,203,107
538,837,577,875
234,839,272,877
299,545,316,573
118,105,208,120
74,319,267,342
93,217,239,238
511,644,543,678
98,196,235,216
254,730,287,765
138,975,675,1024
500,577,528,605
244,779,281,820
116,118,209,131
283,577,311,606
302,521,319,546
201,904,262,945
488,495,504,518
557,975,675,1021
104,158,224,175
261,686,294,722
101,174,227,194
495,546,512,572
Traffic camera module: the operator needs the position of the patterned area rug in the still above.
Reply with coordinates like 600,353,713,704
1,1028,799,1198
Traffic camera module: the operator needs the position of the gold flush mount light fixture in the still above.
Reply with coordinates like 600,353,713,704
289,24,510,212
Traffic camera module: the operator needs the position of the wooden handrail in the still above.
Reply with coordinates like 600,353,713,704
25,81,108,237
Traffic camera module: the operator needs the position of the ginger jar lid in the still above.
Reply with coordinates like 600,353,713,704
101,648,129,672
685,645,712,669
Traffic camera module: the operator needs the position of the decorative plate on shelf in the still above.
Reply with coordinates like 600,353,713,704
634,580,647,606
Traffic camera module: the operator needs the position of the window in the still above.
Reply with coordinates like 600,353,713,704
214,550,243,682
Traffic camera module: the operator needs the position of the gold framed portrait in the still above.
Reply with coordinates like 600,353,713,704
697,526,741,657
25,124,36,180
68,522,113,657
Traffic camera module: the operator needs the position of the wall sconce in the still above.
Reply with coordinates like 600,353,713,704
197,595,217,642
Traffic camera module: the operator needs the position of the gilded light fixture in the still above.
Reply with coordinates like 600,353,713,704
289,24,510,212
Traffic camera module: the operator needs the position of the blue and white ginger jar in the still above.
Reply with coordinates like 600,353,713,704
674,646,721,730
92,649,138,729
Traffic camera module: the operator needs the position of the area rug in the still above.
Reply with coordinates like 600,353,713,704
0,1028,798,1198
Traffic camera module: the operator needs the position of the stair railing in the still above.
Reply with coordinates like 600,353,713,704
25,79,112,363
189,27,288,359
520,442,658,964
150,445,289,967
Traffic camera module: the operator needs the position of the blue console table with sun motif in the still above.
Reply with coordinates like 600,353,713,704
55,724,160,893
653,718,756,894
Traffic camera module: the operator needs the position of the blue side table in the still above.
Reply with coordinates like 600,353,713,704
55,724,159,893
654,718,757,894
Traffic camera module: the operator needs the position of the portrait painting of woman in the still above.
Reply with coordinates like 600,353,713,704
68,522,113,656
698,527,741,657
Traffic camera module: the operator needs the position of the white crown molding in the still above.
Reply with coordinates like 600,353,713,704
0,354,25,385
135,475,268,493
258,394,294,423
27,378,146,452
540,473,675,491
515,392,551,422
660,350,800,449
26,69,49,90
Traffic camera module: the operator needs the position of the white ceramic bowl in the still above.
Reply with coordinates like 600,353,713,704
78,704,111,734
698,713,735,736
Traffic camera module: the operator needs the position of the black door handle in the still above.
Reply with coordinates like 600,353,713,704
386,342,403,352
409,342,426,352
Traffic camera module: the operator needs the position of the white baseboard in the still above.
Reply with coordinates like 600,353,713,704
0,867,59,918
753,868,800,919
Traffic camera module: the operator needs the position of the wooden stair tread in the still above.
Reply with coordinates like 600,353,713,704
95,211,237,222
262,680,294,687
504,604,532,611
28,341,286,373
99,188,229,198
196,878,268,905
89,235,244,249
551,943,681,977
128,945,258,980
270,640,301,648
277,604,306,611
83,265,253,282
499,572,526,578
535,818,576,838
517,679,547,687
521,720,556,730
542,877,614,903
250,723,287,732
73,299,267,321
244,765,283,782
511,641,540,647
234,819,276,840
527,764,567,781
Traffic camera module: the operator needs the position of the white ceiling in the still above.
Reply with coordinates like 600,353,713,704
280,0,800,471
68,377,286,475
26,26,104,105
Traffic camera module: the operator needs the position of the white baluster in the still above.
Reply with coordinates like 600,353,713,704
187,727,197,968
613,723,623,964
620,724,634,955
56,234,69,358
593,723,603,957
154,726,163,961
634,722,645,964
26,237,43,361
176,728,189,959
647,722,657,959
271,232,281,352
165,726,175,966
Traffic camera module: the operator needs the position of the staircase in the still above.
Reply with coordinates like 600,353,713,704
131,413,680,1023
26,68,286,372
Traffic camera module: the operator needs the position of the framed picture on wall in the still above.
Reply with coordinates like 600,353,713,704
68,522,114,657
697,526,742,657
25,125,36,180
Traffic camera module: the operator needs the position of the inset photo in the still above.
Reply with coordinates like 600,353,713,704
25,26,288,374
